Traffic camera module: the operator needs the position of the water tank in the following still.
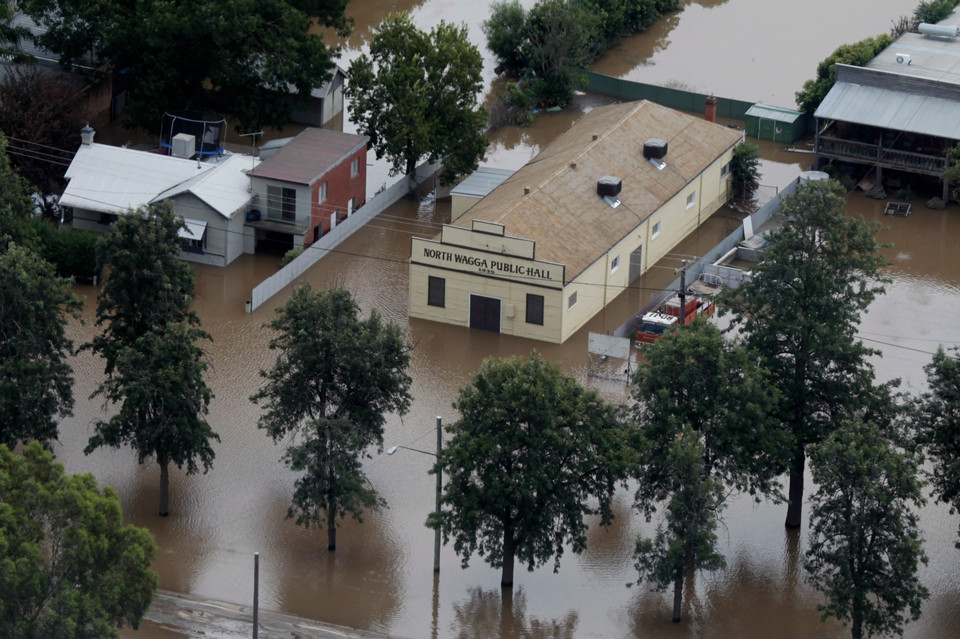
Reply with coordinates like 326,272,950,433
919,22,960,38
643,139,668,160
597,176,622,198
798,170,830,184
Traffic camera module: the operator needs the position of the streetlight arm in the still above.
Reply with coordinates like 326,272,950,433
387,444,436,457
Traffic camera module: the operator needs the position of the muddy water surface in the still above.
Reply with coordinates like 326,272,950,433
56,0,960,637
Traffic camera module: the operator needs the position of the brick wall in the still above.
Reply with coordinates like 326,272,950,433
306,145,367,247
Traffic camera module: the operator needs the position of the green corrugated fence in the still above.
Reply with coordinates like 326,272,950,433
580,70,757,121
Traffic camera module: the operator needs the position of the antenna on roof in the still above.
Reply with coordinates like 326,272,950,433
239,131,263,190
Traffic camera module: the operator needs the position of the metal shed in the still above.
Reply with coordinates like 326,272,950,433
744,104,806,143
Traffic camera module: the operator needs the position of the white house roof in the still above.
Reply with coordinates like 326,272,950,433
61,143,214,214
61,144,258,218
153,153,260,218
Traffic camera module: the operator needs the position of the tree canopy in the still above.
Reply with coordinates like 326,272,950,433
630,318,782,621
0,242,81,448
22,0,352,131
916,346,960,544
429,352,630,587
805,418,928,639
252,284,412,550
86,204,216,516
0,442,158,638
795,35,893,114
720,179,889,529
346,12,488,184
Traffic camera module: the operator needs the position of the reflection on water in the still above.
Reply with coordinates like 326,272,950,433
451,587,579,639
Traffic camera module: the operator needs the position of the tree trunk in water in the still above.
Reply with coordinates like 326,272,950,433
851,606,862,639
501,528,515,588
785,447,805,529
327,510,336,551
672,565,684,622
159,458,170,516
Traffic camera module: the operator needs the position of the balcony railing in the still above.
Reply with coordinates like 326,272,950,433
818,136,946,173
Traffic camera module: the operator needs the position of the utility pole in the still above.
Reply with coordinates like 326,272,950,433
677,260,688,325
434,416,442,573
252,552,259,639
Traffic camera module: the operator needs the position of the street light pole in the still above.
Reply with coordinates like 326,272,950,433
253,551,259,639
387,416,444,574
434,415,442,574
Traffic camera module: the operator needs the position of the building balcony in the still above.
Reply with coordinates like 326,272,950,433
817,135,947,176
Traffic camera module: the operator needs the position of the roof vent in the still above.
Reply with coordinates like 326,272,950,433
643,139,668,160
172,133,196,158
919,22,959,38
80,123,95,145
597,176,622,198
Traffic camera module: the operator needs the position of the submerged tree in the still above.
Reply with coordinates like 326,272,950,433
347,12,488,184
429,352,630,588
916,346,960,544
631,318,781,621
0,242,81,448
721,179,888,529
730,142,761,199
0,442,158,637
86,204,217,516
252,284,411,551
805,418,928,639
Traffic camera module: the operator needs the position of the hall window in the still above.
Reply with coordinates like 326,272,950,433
319,182,328,202
610,255,620,273
652,221,661,239
427,276,445,307
351,158,359,176
526,294,544,325
567,291,578,309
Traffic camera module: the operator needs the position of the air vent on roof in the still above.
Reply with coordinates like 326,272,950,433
895,53,911,66
597,176,622,198
643,139,668,160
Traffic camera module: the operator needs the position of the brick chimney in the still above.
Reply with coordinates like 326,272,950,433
705,96,718,123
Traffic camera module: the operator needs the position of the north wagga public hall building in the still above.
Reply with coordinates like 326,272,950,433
408,100,742,343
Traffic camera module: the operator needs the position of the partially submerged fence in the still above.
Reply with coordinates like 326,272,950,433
580,70,756,120
247,161,440,312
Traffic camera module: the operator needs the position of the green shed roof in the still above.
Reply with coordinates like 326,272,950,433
745,104,803,123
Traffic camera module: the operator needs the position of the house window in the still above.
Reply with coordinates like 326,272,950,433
350,158,359,177
526,294,544,325
427,276,445,307
182,232,206,254
267,185,296,222
319,182,328,202
567,291,578,309
721,162,731,178
98,212,118,225
610,255,620,273
686,191,697,209
652,221,661,239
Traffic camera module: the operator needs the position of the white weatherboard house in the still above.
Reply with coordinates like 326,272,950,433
60,135,261,267
408,100,743,343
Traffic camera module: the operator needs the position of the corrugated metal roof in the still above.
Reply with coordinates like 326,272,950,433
815,81,960,139
448,100,742,281
450,167,515,199
248,127,368,185
745,104,803,123
180,219,207,241
153,153,260,218
60,144,215,214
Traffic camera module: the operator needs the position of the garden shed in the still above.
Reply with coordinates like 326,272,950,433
745,104,806,143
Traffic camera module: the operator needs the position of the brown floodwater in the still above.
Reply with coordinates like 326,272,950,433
46,0,960,637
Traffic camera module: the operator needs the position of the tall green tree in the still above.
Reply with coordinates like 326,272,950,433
805,418,928,639
730,142,761,199
721,179,888,529
86,204,216,516
631,318,782,621
0,442,158,638
633,426,725,623
484,1,528,75
22,0,351,131
252,284,412,551
0,242,81,448
87,322,216,517
0,133,42,250
916,346,960,544
346,12,488,185
429,352,629,588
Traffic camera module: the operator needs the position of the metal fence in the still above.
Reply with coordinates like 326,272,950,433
613,177,800,338
247,161,440,312
580,70,756,120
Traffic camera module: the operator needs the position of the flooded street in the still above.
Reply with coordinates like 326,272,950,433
44,0,960,637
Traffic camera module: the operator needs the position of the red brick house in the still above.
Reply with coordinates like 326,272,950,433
246,127,368,253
